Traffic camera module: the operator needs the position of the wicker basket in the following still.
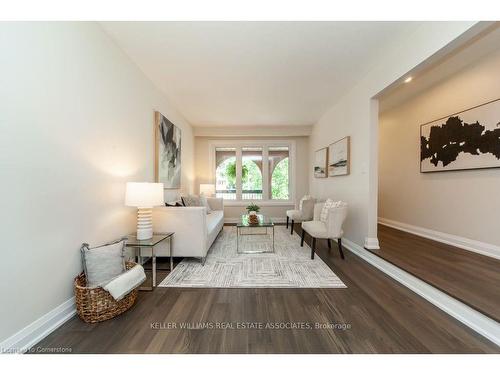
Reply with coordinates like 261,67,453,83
74,261,139,323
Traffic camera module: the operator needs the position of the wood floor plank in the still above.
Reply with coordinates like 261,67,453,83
372,224,500,322
34,225,499,353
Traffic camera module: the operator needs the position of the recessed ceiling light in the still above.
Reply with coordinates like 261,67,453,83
404,76,413,83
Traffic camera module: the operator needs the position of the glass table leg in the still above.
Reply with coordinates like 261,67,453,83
170,237,174,271
152,247,156,287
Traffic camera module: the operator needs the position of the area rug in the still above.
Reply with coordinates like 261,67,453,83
158,226,346,288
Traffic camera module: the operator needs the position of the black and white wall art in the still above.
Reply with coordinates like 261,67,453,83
328,136,350,176
420,99,500,173
155,111,181,188
314,147,328,178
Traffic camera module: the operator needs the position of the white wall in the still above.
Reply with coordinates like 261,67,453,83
379,46,500,246
309,22,479,248
0,22,194,343
194,135,310,220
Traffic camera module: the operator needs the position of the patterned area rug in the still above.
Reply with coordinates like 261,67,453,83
158,226,346,288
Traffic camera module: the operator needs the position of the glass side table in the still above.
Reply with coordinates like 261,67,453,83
125,233,174,291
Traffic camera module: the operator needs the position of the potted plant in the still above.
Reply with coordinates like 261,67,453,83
246,203,260,216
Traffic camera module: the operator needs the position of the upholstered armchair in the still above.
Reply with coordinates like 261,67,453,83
286,196,316,235
301,201,348,260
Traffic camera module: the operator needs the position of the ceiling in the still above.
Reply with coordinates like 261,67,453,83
379,23,500,113
101,21,422,127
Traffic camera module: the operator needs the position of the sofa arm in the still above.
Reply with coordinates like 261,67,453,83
207,197,224,211
152,206,208,258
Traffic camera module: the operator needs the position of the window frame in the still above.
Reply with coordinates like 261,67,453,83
209,140,296,206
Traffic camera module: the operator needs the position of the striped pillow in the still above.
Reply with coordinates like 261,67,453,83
320,199,341,222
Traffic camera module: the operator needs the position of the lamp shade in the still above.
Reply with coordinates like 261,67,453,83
125,182,164,207
199,183,216,197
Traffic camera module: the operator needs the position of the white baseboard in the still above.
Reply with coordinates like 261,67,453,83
0,297,76,354
378,217,500,260
341,238,500,347
364,237,380,250
225,217,287,224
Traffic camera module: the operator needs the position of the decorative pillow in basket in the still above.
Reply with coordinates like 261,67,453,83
76,238,146,323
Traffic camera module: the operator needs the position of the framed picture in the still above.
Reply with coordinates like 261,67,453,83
155,111,181,188
420,98,500,173
314,147,328,178
328,136,350,177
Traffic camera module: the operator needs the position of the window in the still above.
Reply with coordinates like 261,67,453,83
212,143,292,202
215,147,236,199
269,146,289,200
242,147,263,200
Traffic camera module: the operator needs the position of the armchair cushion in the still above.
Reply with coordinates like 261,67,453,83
286,209,304,221
302,220,344,240
302,220,328,238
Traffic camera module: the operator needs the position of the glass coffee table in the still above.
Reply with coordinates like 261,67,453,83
236,214,275,254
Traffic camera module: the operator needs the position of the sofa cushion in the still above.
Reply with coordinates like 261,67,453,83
207,210,224,235
206,210,224,249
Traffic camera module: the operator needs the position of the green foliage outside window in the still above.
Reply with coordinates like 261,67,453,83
272,158,289,199
223,157,289,199
225,161,263,190
224,162,246,189
242,160,262,190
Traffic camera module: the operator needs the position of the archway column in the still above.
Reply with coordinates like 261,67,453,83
235,147,242,200
365,98,380,250
262,147,269,200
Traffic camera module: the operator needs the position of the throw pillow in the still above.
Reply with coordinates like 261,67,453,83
199,195,212,214
80,238,126,288
165,200,184,207
320,199,342,222
181,195,201,207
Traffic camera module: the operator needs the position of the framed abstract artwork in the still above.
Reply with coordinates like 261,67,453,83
328,136,350,177
420,98,500,173
314,147,328,178
155,111,182,188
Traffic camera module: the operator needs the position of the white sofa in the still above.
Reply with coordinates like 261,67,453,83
152,197,224,265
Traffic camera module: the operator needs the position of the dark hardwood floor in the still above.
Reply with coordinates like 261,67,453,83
372,224,500,322
35,225,499,353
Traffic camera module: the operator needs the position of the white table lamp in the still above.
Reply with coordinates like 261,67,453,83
199,183,216,197
125,182,164,240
